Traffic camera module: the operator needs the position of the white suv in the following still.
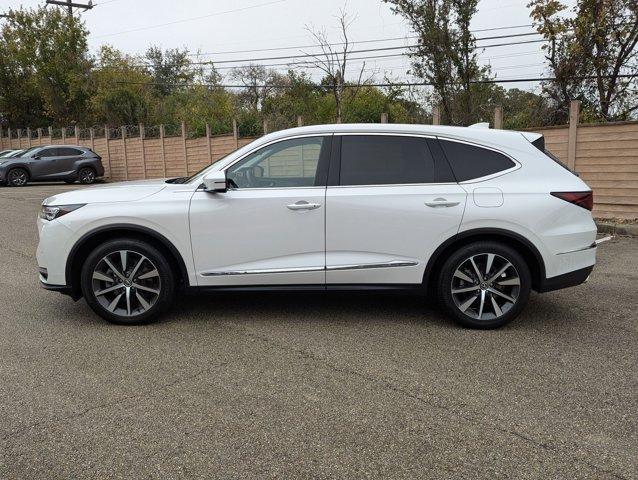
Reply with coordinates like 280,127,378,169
37,124,599,328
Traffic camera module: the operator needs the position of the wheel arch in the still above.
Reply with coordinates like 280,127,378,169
6,163,31,177
65,224,190,299
423,228,546,292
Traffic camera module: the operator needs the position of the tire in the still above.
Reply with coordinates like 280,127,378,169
437,241,531,329
78,167,96,184
80,238,175,325
6,168,29,187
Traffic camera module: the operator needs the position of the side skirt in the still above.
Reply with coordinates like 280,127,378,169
186,284,426,295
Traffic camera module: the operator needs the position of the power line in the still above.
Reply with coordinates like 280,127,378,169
175,36,547,67
112,74,636,89
91,0,286,38
188,24,536,57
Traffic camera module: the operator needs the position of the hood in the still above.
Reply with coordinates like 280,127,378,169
43,179,168,206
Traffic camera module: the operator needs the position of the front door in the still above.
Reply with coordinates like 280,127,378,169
325,134,467,285
189,135,332,286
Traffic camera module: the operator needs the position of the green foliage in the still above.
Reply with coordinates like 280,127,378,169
528,0,638,121
383,0,491,125
0,6,92,127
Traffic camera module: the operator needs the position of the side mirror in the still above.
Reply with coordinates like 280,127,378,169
203,170,228,193
33,155,40,159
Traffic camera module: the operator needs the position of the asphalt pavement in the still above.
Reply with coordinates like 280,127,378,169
0,183,636,479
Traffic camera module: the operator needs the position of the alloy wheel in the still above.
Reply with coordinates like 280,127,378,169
8,169,27,186
91,250,161,317
79,168,95,184
450,252,521,321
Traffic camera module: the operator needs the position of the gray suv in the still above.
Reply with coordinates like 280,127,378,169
0,145,104,187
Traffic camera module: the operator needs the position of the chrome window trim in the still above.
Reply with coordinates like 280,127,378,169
200,260,418,277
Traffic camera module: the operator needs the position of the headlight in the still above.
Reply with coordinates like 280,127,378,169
39,204,85,221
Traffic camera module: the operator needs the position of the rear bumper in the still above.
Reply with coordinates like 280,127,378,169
537,265,593,293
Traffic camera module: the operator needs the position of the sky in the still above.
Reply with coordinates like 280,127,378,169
2,0,578,91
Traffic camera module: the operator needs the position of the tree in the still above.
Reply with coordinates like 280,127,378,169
90,46,155,126
0,6,92,127
384,0,490,125
529,0,638,120
230,65,283,112
145,46,195,96
304,8,370,123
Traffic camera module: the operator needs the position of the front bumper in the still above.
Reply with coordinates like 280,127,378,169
39,281,80,299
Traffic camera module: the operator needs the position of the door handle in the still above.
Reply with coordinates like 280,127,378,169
287,201,321,211
425,198,460,208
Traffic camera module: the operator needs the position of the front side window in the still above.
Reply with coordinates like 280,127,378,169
439,139,515,182
339,135,436,186
39,148,58,158
227,136,326,189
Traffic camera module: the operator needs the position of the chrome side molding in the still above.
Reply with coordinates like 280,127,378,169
201,260,418,277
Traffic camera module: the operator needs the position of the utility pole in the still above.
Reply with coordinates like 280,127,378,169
45,0,94,17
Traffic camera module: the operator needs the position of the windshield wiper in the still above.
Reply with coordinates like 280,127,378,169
165,177,188,184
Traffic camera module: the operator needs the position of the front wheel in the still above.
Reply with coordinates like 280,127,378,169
437,241,531,329
80,239,175,325
7,168,29,187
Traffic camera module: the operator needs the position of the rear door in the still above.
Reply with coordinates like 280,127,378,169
51,147,84,178
325,134,467,285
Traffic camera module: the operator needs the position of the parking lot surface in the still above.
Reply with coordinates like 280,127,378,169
0,184,636,479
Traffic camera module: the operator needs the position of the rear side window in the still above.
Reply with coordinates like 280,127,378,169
57,148,83,156
439,139,515,182
339,135,435,185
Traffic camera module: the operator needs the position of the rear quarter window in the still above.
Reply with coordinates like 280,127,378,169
439,139,516,182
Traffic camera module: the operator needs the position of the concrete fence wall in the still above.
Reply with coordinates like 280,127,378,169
0,127,256,180
1,107,637,219
531,120,638,220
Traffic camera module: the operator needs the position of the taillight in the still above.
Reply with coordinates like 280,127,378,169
551,191,593,211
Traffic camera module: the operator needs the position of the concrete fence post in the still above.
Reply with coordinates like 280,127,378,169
48,126,53,140
263,119,269,135
89,127,95,152
61,127,65,144
232,118,239,150
0,127,3,149
121,126,129,181
7,128,12,149
206,123,212,164
17,128,21,148
380,112,388,123
27,128,32,147
567,100,580,171
37,128,42,145
493,106,503,129
104,125,112,179
181,121,188,176
74,125,80,144
160,125,167,177
140,123,146,179
432,106,441,125
297,115,303,127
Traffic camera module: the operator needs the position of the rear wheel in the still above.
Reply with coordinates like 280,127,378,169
7,168,28,187
437,241,531,329
80,239,175,325
78,167,96,184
